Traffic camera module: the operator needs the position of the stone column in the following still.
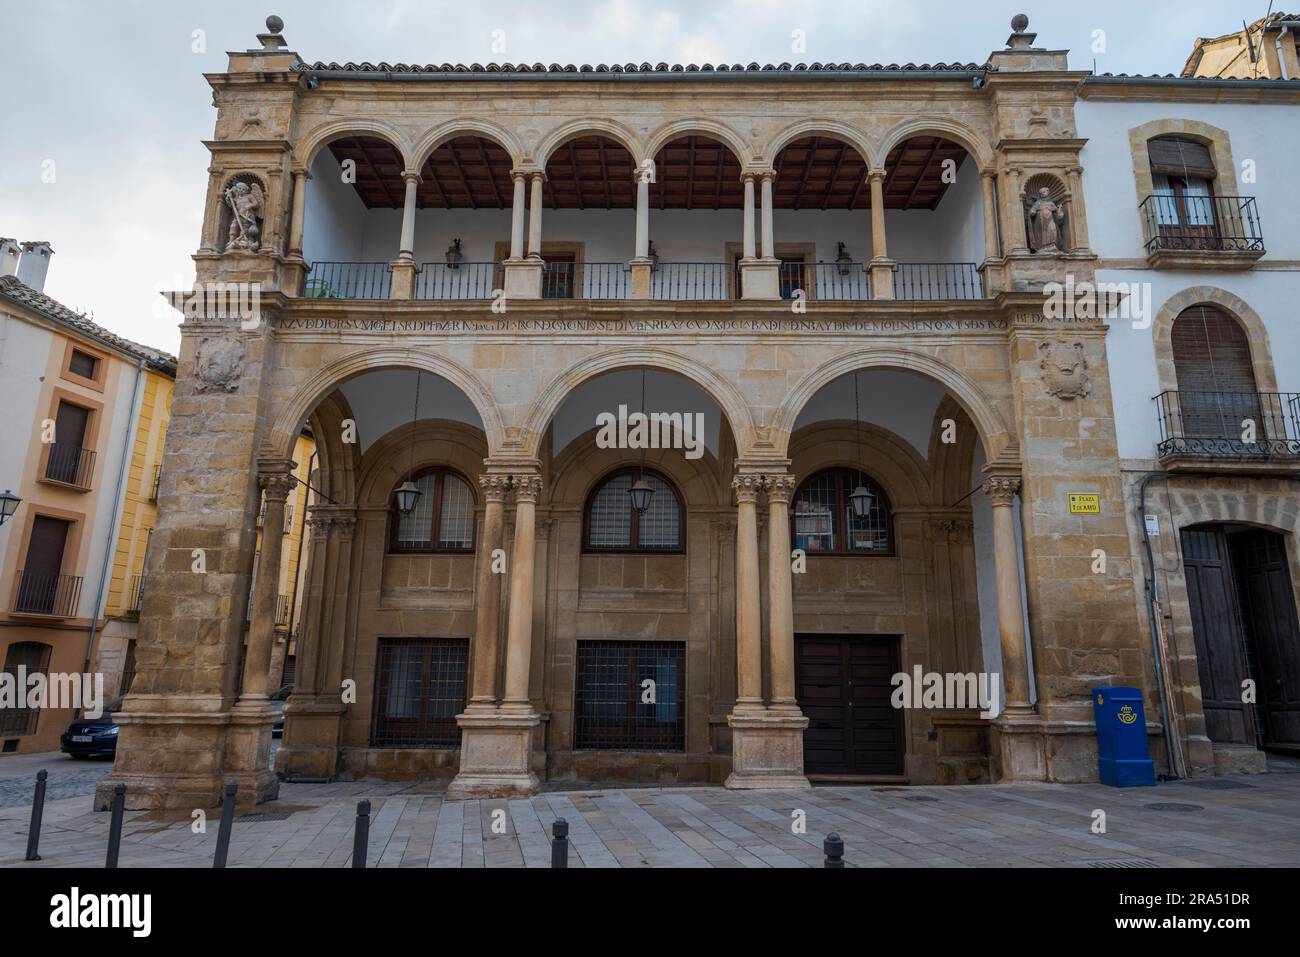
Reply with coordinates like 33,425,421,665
390,170,421,299
765,474,799,712
287,168,309,259
760,172,776,260
983,476,1033,714
867,170,895,299
739,173,779,298
741,174,757,260
509,171,527,260
980,170,1000,263
527,172,545,257
450,471,542,798
630,165,654,298
467,475,508,708
732,474,764,712
288,512,331,695
241,463,296,701
1065,165,1091,252
1004,167,1029,254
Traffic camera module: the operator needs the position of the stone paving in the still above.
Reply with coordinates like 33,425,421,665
2,754,1298,868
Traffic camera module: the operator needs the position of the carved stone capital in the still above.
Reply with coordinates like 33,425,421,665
511,473,543,503
258,464,297,501
305,512,333,536
763,473,797,505
479,474,511,503
732,474,764,504
333,515,358,540
982,476,1021,506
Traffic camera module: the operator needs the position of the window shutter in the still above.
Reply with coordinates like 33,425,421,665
1171,306,1257,393
1148,137,1216,179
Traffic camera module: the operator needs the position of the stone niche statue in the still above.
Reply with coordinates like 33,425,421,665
1024,186,1067,254
223,177,265,252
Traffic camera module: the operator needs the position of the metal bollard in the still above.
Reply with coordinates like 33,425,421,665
823,832,845,869
352,800,370,869
25,769,48,862
551,817,569,869
105,784,126,868
212,780,237,869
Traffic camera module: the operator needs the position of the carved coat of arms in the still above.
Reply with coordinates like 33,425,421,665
1039,340,1091,400
193,336,245,393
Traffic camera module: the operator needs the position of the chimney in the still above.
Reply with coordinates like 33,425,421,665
0,239,19,278
16,241,54,292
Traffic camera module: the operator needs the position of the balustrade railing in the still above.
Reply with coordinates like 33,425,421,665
1140,194,1264,255
303,261,393,299
893,262,983,301
1155,390,1300,458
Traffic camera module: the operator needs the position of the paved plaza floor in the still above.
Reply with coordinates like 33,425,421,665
2,752,1298,868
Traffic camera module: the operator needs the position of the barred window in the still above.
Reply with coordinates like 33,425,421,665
575,640,685,751
371,638,469,748
0,641,53,737
792,468,892,556
584,469,683,553
390,468,475,553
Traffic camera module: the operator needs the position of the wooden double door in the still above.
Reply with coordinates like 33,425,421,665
1182,525,1300,752
794,634,904,775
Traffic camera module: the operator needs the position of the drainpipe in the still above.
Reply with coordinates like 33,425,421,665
79,358,146,714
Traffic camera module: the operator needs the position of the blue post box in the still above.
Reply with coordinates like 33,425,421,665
1092,686,1156,787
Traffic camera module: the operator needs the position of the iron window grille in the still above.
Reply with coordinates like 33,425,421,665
792,468,893,556
574,640,686,751
388,468,476,553
370,638,469,748
583,468,684,553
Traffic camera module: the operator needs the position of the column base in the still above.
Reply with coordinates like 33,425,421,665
445,710,541,799
724,710,811,789
990,710,1048,783
503,257,543,299
628,258,653,299
869,257,896,299
275,693,346,780
738,258,781,300
281,257,308,296
389,258,417,299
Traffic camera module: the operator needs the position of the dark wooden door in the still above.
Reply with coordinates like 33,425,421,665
1181,526,1254,744
1230,529,1300,749
795,634,903,775
18,516,71,615
49,401,91,484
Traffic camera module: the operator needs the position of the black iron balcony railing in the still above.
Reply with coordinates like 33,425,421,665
128,574,144,615
304,261,393,299
1140,194,1264,255
415,261,497,300
43,444,95,489
808,262,871,301
12,571,83,617
275,593,292,629
1155,391,1300,458
651,262,731,300
893,262,984,301
150,464,161,502
539,261,631,300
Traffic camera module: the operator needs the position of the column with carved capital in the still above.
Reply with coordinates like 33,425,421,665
630,165,654,298
282,167,311,295
390,170,421,299
241,463,296,701
1064,166,1091,253
765,474,800,711
867,170,895,299
739,173,780,299
503,171,544,298
983,475,1033,715
732,474,764,712
467,475,509,708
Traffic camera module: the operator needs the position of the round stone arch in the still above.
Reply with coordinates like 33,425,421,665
409,119,526,171
294,118,415,171
522,348,758,460
787,420,934,510
353,419,491,509
643,119,753,168
772,350,1016,464
761,121,876,172
872,117,994,172
262,347,507,463
535,119,646,168
1152,287,1279,395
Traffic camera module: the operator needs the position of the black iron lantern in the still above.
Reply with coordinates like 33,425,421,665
0,489,19,526
648,240,660,273
629,477,654,514
394,480,421,515
836,241,853,277
445,238,464,269
849,482,874,518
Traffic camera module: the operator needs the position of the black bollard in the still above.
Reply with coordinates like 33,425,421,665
212,780,237,869
823,832,845,869
352,800,370,869
105,784,126,868
551,817,569,869
25,769,48,862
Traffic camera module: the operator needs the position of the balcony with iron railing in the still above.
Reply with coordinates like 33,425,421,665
11,571,83,618
150,464,161,502
1155,390,1300,471
42,444,95,490
127,574,144,616
1139,194,1265,269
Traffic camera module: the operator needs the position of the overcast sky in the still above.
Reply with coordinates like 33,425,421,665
0,0,1266,353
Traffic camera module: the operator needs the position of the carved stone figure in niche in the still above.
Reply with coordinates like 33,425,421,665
224,179,265,251
193,336,246,393
1025,186,1067,254
1038,340,1091,400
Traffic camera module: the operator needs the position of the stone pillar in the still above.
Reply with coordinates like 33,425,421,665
765,474,799,712
760,172,775,260
287,168,309,259
389,170,420,299
1065,165,1091,252
1005,167,1029,254
241,464,296,702
449,471,542,798
738,173,779,298
527,172,545,257
503,171,543,298
980,170,1000,263
467,475,508,708
867,170,895,299
630,165,654,298
726,473,810,790
741,173,757,260
509,171,527,260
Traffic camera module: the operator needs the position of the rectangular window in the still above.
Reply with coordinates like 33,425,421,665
46,400,93,487
68,349,100,380
574,640,685,751
0,642,53,736
371,638,468,748
16,516,77,616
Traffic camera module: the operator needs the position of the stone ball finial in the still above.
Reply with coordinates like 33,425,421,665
266,15,284,34
1011,14,1030,33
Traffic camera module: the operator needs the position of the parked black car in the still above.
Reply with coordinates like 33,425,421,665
60,697,125,759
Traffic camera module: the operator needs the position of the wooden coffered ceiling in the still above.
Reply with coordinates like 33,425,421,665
328,133,968,211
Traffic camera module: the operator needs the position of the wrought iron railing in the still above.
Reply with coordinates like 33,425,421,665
43,444,95,489
1155,391,1300,458
275,593,292,628
893,262,984,301
12,571,83,617
1140,194,1264,255
650,263,732,300
538,261,631,300
808,262,870,301
128,574,144,615
303,261,393,299
415,262,497,300
151,464,161,501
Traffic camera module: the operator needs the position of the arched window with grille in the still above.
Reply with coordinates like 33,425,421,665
583,468,684,553
791,468,892,556
389,468,476,553
1171,305,1261,443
